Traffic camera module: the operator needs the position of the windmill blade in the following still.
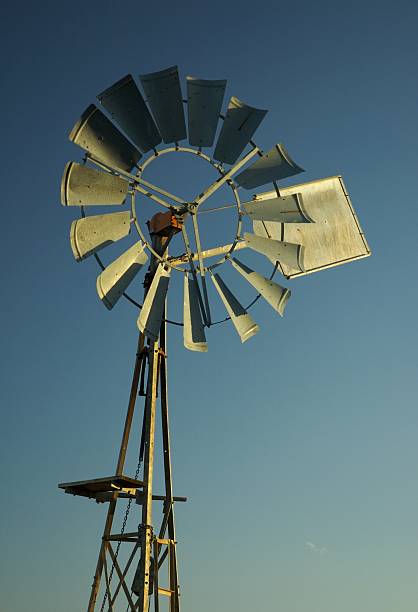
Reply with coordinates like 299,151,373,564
97,241,148,310
61,162,129,206
243,192,312,223
70,211,131,262
213,97,267,165
97,74,161,153
69,104,142,172
211,273,259,343
139,66,187,144
137,264,171,341
244,232,305,273
235,143,304,189
186,77,226,147
230,257,291,316
183,275,208,352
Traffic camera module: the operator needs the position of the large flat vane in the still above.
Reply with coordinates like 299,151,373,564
252,176,371,278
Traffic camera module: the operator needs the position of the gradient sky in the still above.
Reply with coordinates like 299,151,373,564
1,1,418,611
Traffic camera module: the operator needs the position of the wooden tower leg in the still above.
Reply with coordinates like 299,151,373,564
159,319,180,612
132,339,160,608
87,333,145,612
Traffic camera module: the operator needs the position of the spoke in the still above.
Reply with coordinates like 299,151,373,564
137,177,184,204
168,240,248,265
198,204,237,214
194,147,260,208
132,184,173,209
191,214,211,325
87,155,184,209
181,224,209,326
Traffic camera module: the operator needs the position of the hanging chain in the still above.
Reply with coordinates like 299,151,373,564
99,454,143,612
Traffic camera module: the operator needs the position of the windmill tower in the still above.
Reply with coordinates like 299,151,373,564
58,66,370,611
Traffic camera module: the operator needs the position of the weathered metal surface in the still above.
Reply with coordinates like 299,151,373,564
243,192,312,223
244,232,305,273
213,96,267,164
61,161,129,206
137,265,171,341
183,275,208,352
186,77,226,147
69,104,142,172
97,74,162,153
211,273,259,342
230,257,291,316
70,211,131,261
236,143,304,189
252,176,371,278
140,66,186,144
97,241,148,310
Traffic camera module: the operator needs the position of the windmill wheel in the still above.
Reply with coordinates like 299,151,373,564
61,65,313,351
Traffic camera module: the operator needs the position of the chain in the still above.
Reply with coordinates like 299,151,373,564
99,456,143,612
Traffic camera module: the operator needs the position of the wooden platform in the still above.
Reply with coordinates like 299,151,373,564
58,475,145,499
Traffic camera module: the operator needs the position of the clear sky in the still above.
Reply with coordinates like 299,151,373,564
1,1,418,611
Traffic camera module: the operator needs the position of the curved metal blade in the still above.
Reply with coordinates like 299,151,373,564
139,66,186,143
186,77,226,147
230,257,291,316
70,211,131,261
61,162,129,206
97,74,161,153
183,275,208,352
244,232,305,273
137,264,171,341
213,96,267,165
69,104,141,172
236,143,304,189
97,241,148,310
243,192,312,223
211,273,259,343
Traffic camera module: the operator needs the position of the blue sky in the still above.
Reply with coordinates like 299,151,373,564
1,1,418,610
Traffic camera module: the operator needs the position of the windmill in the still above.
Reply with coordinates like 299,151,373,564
58,66,370,611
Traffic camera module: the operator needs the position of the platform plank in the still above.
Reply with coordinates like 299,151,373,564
58,474,145,494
